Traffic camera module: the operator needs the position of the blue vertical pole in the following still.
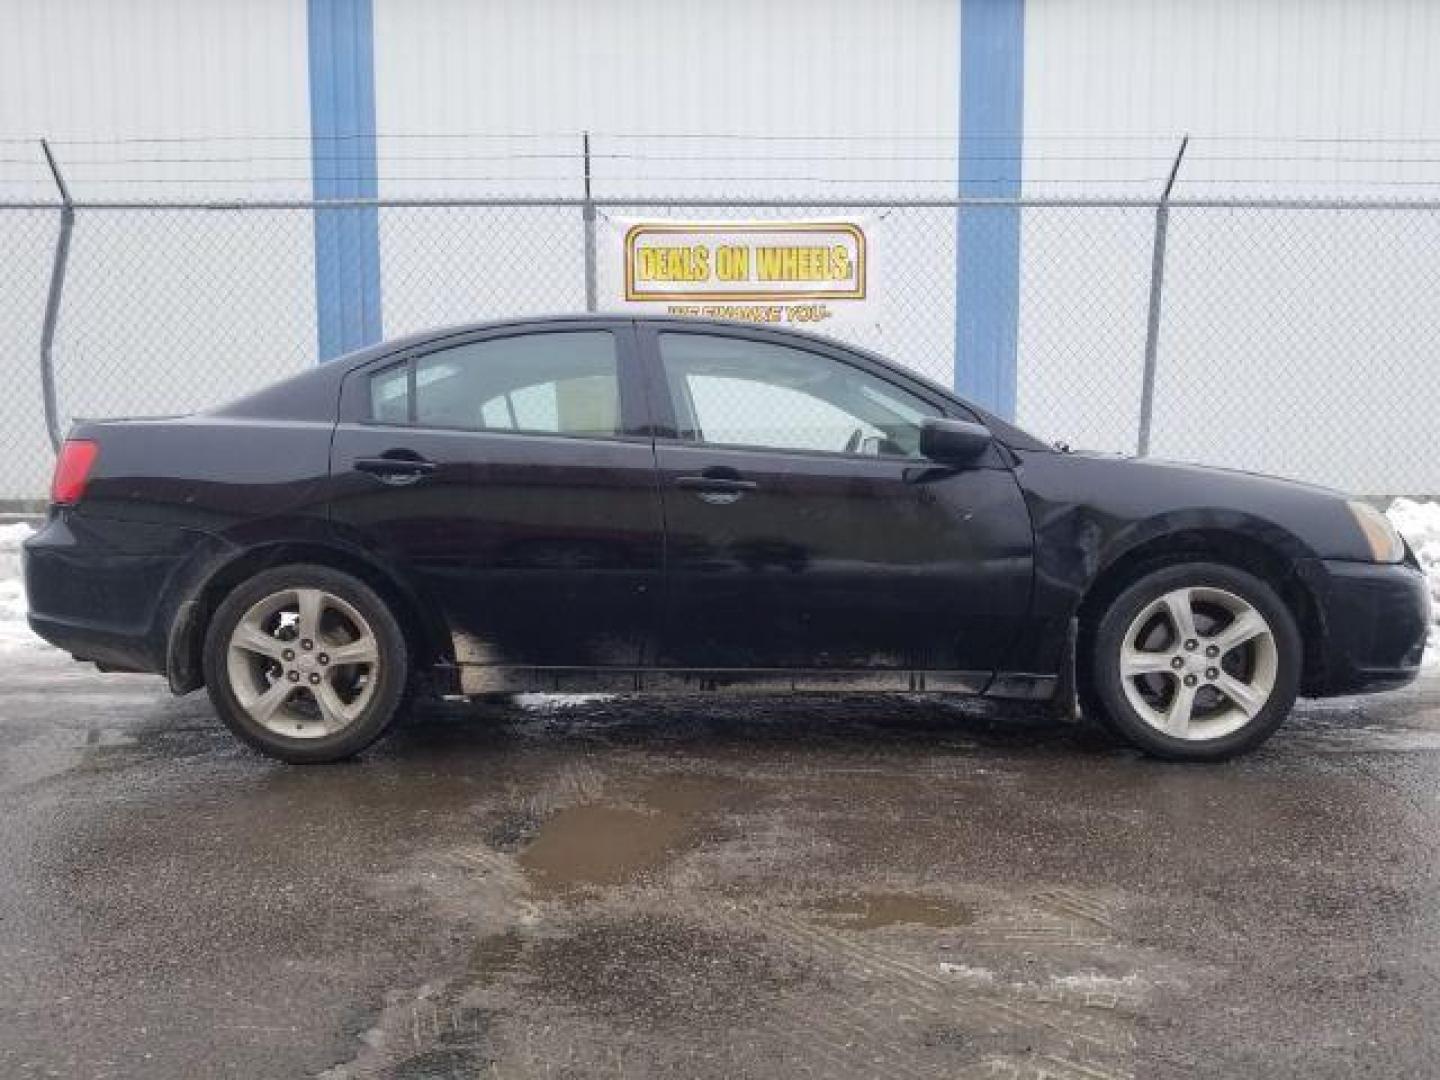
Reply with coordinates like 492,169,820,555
955,0,1024,417
308,0,382,360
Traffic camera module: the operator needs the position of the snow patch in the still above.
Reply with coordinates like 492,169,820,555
937,962,996,983
513,693,615,712
1050,971,1142,993
0,523,41,651
1386,499,1440,668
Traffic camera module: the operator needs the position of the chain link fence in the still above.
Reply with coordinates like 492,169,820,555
1,188,1437,502
0,207,59,501
1150,204,1440,494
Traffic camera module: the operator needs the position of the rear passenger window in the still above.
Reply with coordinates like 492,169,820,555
367,331,622,438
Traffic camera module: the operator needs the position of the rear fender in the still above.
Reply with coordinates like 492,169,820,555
166,533,453,695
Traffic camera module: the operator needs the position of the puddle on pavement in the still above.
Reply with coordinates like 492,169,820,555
635,774,734,816
812,891,976,930
517,775,736,895
518,805,689,893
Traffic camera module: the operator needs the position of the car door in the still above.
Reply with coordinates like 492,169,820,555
328,321,665,680
641,326,1034,681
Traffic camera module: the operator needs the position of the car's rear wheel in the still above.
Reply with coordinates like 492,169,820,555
202,564,410,763
1087,562,1301,761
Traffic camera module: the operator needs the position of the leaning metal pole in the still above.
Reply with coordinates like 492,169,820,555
1136,135,1189,457
38,138,74,452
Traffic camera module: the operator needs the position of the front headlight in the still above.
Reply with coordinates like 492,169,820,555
1346,500,1405,563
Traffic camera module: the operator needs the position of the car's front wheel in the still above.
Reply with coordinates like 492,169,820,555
1087,562,1302,761
202,564,410,763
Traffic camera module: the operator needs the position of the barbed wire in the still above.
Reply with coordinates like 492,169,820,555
4,132,1440,203
6,131,1440,147
44,151,1181,165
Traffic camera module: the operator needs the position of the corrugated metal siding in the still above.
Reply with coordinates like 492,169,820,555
0,0,311,200
0,0,309,133
1022,0,1440,196
1026,0,1440,141
373,0,958,141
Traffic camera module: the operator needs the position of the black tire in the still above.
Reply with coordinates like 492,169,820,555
203,564,410,763
1086,562,1302,762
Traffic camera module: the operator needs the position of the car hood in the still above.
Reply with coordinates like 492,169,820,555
1068,450,1347,499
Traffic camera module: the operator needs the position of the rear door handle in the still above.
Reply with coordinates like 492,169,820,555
353,456,437,485
675,476,758,493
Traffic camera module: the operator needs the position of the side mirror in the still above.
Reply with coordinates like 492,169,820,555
919,418,993,466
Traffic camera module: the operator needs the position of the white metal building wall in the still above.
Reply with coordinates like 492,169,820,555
1027,0,1440,139
0,1,307,146
373,0,958,141
2,1,1440,498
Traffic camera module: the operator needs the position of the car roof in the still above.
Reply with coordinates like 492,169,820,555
344,313,849,353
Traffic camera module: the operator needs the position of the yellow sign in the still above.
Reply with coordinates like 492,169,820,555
606,219,873,328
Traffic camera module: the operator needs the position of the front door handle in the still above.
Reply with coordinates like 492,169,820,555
353,456,437,485
675,476,758,494
675,473,758,505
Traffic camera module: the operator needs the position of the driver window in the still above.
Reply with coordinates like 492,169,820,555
658,332,940,457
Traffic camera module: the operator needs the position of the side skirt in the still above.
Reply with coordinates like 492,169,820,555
447,664,1057,700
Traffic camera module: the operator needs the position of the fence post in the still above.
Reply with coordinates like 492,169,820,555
582,131,598,312
1136,135,1188,457
38,138,74,452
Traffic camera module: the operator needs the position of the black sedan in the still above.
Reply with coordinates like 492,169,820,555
24,317,1430,763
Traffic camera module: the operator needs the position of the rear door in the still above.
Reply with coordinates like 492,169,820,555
641,325,1034,679
328,321,664,676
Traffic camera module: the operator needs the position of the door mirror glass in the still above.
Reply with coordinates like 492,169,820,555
919,418,993,466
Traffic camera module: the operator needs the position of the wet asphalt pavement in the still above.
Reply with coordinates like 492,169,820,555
2,645,1439,1079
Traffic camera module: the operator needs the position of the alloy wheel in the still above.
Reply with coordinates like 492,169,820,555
1118,586,1279,741
225,587,381,739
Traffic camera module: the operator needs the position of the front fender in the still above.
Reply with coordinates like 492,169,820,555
1096,508,1317,577
1006,449,1356,676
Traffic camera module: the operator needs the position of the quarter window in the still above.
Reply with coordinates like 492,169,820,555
368,331,621,437
369,362,410,425
658,333,940,457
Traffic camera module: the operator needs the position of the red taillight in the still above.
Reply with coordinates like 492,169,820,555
51,439,99,505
